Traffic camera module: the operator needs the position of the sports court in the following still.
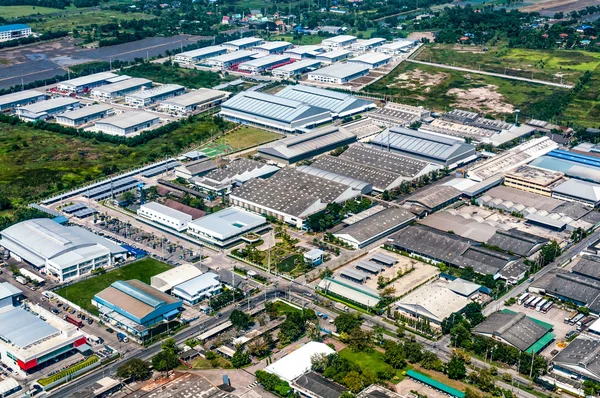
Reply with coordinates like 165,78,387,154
199,142,233,157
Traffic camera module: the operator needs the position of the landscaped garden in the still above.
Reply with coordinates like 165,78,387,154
38,355,99,386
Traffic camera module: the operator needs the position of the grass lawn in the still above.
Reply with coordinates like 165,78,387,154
0,5,66,17
414,43,600,85
275,35,325,45
363,61,567,120
55,258,172,314
339,348,405,380
0,117,230,206
30,10,154,32
278,254,302,273
274,300,302,316
562,65,600,128
189,356,232,369
122,63,229,90
199,126,282,154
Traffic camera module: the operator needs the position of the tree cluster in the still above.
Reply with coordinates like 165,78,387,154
151,339,181,372
278,309,317,345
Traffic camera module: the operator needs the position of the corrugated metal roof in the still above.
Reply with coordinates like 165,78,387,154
0,90,45,107
309,63,370,79
92,78,151,94
57,104,112,120
275,84,374,116
59,72,117,88
173,272,220,296
19,97,79,114
221,91,329,123
177,45,225,58
96,111,158,129
0,307,59,348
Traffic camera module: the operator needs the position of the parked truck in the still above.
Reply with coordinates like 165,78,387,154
570,313,585,326
63,315,83,328
335,303,349,312
564,310,578,324
15,275,26,285
117,332,129,343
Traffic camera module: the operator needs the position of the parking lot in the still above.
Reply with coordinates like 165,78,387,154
507,299,578,359
396,378,448,398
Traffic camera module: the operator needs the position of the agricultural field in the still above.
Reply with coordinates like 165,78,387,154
414,43,600,85
364,61,566,119
563,69,600,128
122,63,231,90
29,9,155,32
54,258,172,314
0,117,228,205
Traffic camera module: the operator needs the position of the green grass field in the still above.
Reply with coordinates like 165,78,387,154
0,117,229,206
274,35,324,45
415,43,600,85
364,61,567,120
29,10,154,32
55,258,172,314
198,126,282,155
0,5,66,17
339,348,404,380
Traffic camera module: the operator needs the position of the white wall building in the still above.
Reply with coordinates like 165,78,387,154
321,35,357,50
187,207,267,247
174,46,226,64
91,78,152,100
0,24,32,42
171,272,221,305
351,38,386,53
95,111,159,136
125,84,185,107
137,202,193,231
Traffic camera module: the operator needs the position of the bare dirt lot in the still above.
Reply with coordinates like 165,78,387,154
408,31,436,42
448,84,514,114
393,68,449,93
396,378,450,398
520,0,599,15
335,249,439,297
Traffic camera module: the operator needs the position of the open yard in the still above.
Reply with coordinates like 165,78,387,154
339,348,405,381
0,5,67,17
55,258,172,314
199,126,282,155
0,117,231,206
363,61,568,120
415,44,600,85
29,10,155,32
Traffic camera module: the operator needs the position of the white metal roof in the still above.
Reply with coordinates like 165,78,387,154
59,72,117,88
322,35,356,44
0,282,22,301
273,59,321,73
188,207,265,240
284,45,324,55
253,41,291,50
172,272,220,296
0,307,59,348
0,378,19,396
223,37,263,47
177,45,225,58
317,49,352,59
348,52,392,65
96,111,159,129
207,50,257,63
0,218,126,268
160,88,229,108
352,38,386,47
57,104,113,120
0,90,45,107
552,179,600,203
92,78,152,95
265,342,335,382
126,84,184,100
19,97,79,113
275,84,374,116
239,54,289,68
309,63,370,79
140,202,193,223
151,264,203,292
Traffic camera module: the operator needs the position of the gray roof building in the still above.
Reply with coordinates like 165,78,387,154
220,91,331,132
487,229,548,257
187,207,267,247
403,185,462,214
473,311,550,351
192,158,279,192
230,167,362,228
55,104,113,126
95,111,160,136
371,127,477,167
552,178,600,207
307,63,370,84
275,84,375,117
257,125,357,164
294,372,348,398
333,207,415,248
0,89,46,111
552,337,600,382
159,88,230,113
534,267,600,314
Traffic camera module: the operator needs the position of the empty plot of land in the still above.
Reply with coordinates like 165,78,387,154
520,0,598,15
396,377,450,398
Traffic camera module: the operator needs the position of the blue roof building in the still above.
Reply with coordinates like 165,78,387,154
94,280,182,337
0,24,32,41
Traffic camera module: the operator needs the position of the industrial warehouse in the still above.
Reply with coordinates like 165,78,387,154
347,52,393,69
0,218,127,281
174,45,227,64
93,280,182,337
125,84,185,107
187,207,267,247
17,97,80,121
56,72,120,94
55,104,113,126
221,36,264,51
257,125,357,165
238,55,291,74
91,77,153,100
0,90,46,111
307,63,370,84
158,88,230,115
271,59,322,79
95,111,160,135
219,91,331,132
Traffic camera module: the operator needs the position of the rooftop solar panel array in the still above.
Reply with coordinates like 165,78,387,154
90,181,140,201
141,160,180,177
83,177,138,199
340,269,368,283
